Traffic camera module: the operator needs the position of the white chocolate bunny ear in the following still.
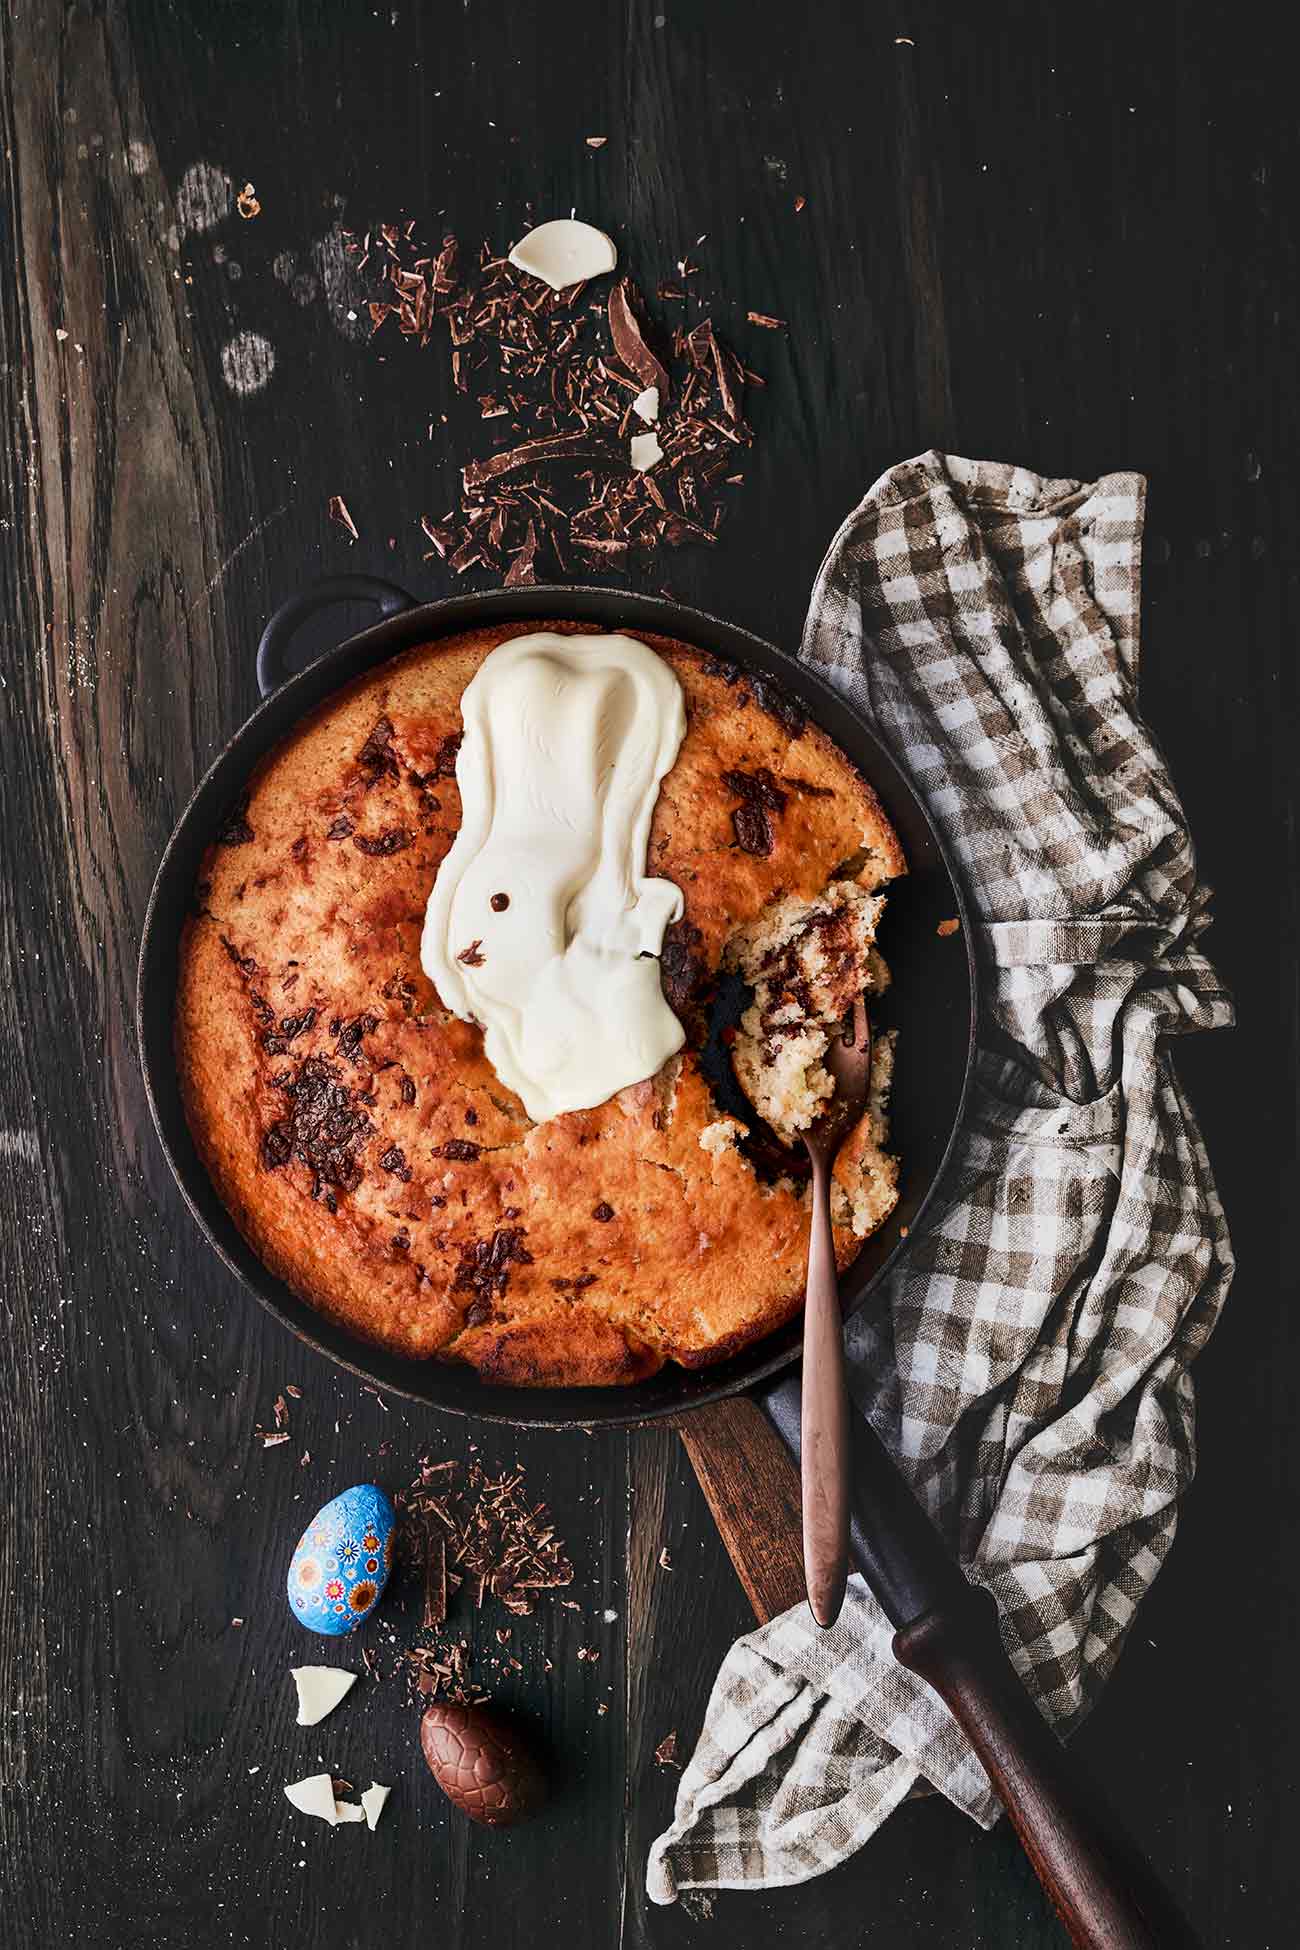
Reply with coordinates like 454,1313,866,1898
509,219,617,290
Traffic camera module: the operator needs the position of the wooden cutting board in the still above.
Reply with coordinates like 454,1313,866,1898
677,1394,808,1624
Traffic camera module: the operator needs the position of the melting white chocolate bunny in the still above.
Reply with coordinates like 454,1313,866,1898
421,632,686,1123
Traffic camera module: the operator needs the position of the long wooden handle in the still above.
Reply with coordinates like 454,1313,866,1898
894,1595,1198,1949
800,1150,850,1626
678,1397,1199,1948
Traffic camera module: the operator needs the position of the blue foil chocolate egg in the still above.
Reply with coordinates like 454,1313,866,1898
287,1484,396,1636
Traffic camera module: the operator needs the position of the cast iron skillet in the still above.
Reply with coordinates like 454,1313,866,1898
137,575,977,1431
137,579,1202,1947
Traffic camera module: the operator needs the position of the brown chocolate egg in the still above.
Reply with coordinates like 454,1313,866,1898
420,1701,547,1827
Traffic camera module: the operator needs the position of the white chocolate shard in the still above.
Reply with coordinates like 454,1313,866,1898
291,1666,358,1727
284,1774,342,1825
508,219,617,290
630,430,663,471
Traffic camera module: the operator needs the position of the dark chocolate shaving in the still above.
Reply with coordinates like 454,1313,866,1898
463,431,609,492
353,224,759,583
397,1455,574,1703
607,277,669,399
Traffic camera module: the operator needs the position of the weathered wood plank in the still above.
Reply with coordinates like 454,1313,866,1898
0,1,1295,1947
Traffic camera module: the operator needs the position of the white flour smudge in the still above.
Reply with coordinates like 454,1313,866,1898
272,249,318,305
177,161,233,235
220,332,275,396
312,223,370,340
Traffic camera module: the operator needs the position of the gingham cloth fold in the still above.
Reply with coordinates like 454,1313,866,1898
647,452,1235,1902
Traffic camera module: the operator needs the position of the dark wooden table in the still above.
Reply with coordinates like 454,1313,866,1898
1,4,1294,1945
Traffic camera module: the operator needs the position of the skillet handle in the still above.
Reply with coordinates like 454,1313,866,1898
256,575,419,698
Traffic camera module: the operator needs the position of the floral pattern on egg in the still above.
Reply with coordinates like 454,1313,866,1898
288,1484,396,1636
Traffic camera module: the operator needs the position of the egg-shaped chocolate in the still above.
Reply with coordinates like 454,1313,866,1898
420,1701,547,1826
287,1484,396,1636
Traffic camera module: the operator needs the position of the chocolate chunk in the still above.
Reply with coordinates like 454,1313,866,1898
356,715,399,782
260,1054,372,1194
354,828,411,856
326,814,354,841
218,936,257,975
430,732,463,779
457,940,486,967
400,1073,417,1106
452,1226,533,1308
435,1138,481,1162
749,675,806,738
592,1202,615,1223
335,1013,379,1064
550,1273,598,1298
732,803,775,856
490,892,510,912
607,277,669,399
380,1143,412,1182
722,766,789,815
724,766,787,855
261,1123,293,1169
660,916,705,1015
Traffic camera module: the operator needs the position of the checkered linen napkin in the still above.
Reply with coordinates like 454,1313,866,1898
647,451,1235,1901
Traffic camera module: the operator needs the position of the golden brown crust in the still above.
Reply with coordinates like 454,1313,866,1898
175,621,905,1385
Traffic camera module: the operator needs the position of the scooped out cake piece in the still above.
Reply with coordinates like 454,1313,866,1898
725,879,891,1148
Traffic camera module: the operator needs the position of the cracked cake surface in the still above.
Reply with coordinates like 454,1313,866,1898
175,620,906,1388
